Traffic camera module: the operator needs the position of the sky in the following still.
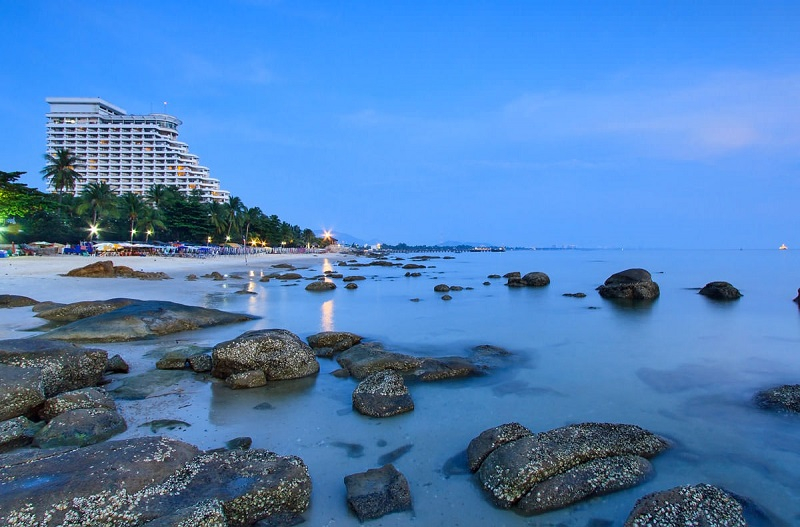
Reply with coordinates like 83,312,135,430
1,1,799,249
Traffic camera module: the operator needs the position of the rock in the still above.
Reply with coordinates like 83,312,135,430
563,292,587,298
277,273,303,280
336,342,423,380
0,416,42,453
352,370,414,417
37,300,255,342
0,294,39,308
31,301,65,312
503,272,521,279
106,353,130,373
699,281,742,300
64,260,170,280
226,370,268,389
449,285,464,291
204,271,226,280
597,268,660,300
410,357,482,381
344,464,412,521
488,274,501,279
345,283,358,290
272,263,296,269
33,407,127,448
369,260,396,267
225,437,253,450
343,275,366,282
434,284,450,292
483,281,491,286
259,276,270,282
305,280,336,291
467,422,533,472
307,331,363,354
754,384,800,412
188,353,213,373
0,364,45,421
0,437,312,526
212,329,320,382
507,272,551,288
441,294,453,301
624,484,747,526
517,454,654,515
142,499,227,527
156,351,189,370
186,273,198,281
38,387,116,420
474,422,670,509
402,263,426,269
0,339,107,397
34,297,137,322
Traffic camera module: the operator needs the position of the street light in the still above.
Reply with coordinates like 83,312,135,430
146,229,153,243
89,224,99,241
130,229,136,243
207,236,212,246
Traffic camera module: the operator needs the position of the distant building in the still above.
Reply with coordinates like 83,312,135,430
45,97,229,203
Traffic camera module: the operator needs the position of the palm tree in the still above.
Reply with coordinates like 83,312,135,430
145,184,170,209
224,196,245,240
207,201,228,238
241,206,262,248
40,148,83,215
76,182,118,237
119,192,146,241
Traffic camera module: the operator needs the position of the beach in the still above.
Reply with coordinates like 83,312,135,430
2,249,800,525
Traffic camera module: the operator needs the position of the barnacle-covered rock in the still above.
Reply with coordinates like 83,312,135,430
212,329,319,383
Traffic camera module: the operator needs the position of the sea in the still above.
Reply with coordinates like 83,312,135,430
18,249,800,525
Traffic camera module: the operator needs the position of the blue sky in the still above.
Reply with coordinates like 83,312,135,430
2,1,799,248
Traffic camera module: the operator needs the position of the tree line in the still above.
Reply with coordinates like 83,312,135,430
0,148,324,247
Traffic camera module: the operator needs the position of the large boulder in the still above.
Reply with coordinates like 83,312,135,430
0,364,45,421
754,384,800,412
34,298,137,322
471,422,669,512
624,484,747,526
597,268,660,300
37,300,255,342
0,339,107,397
64,260,170,280
336,342,423,380
0,294,39,308
699,281,742,300
344,464,412,521
33,407,127,448
352,370,414,417
305,280,336,292
212,329,320,383
0,416,42,453
37,386,116,420
507,272,551,288
0,437,311,526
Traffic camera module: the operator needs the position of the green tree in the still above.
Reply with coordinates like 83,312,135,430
76,182,119,235
40,148,83,213
224,196,245,240
119,192,147,241
207,201,228,239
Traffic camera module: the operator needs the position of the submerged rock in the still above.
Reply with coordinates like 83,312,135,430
345,464,413,521
37,300,255,342
336,342,423,380
699,281,742,300
754,384,800,413
470,422,669,513
624,484,747,526
0,294,39,308
212,329,320,384
305,280,336,292
597,268,660,300
307,331,363,354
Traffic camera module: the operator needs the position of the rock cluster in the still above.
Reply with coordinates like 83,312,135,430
506,272,550,287
64,260,171,280
468,422,669,515
597,268,660,300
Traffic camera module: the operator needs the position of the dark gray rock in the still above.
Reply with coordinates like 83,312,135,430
503,272,521,279
186,273,199,281
305,280,336,292
188,353,213,373
38,387,116,420
105,353,130,373
699,281,742,300
34,297,137,322
402,263,426,269
33,407,127,448
0,294,39,308
441,294,453,301
277,272,303,280
624,484,747,526
410,356,483,381
64,260,170,280
0,339,107,397
344,464,412,521
352,370,414,417
517,455,654,515
307,331,363,353
597,268,660,300
433,284,450,292
156,351,189,370
336,342,423,380
754,384,800,412
563,292,587,298
0,437,311,526
142,499,227,527
0,364,45,421
345,283,358,289
467,422,533,472
343,275,366,282
226,370,268,389
475,422,670,508
37,300,255,342
0,415,42,453
507,272,551,288
212,329,319,382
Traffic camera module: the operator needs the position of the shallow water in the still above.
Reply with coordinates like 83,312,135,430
7,249,800,525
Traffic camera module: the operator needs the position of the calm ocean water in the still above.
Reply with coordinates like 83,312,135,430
105,249,800,525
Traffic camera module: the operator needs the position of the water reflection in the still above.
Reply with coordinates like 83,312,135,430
322,258,334,274
321,299,334,331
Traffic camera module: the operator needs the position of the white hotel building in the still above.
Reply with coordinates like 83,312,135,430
45,97,229,203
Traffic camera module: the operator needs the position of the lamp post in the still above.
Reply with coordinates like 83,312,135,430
130,229,136,244
89,224,99,241
146,229,153,243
